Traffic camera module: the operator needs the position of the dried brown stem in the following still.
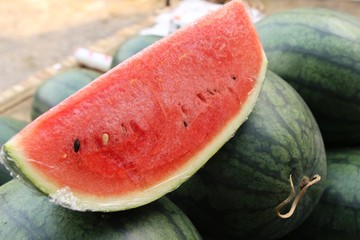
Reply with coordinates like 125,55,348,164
275,174,321,219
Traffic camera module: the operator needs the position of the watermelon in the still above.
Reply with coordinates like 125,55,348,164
168,71,327,240
31,68,102,119
0,0,267,212
111,35,163,68
256,8,360,146
284,148,360,240
0,180,201,239
0,116,27,185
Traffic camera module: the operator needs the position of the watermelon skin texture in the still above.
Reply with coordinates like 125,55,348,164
285,148,360,240
0,117,27,185
0,180,201,240
31,68,101,120
167,71,327,240
111,35,163,68
256,8,360,146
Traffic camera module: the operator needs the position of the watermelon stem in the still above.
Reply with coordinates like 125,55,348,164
275,174,321,219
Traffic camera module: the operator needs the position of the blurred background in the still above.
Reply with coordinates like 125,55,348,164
0,0,169,91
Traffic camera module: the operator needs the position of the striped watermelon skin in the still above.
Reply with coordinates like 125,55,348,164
256,8,360,146
285,148,360,240
167,71,327,239
0,180,201,240
0,117,27,185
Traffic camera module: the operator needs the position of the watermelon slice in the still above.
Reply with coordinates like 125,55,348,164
1,0,267,212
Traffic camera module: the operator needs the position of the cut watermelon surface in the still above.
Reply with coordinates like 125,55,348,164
1,0,267,212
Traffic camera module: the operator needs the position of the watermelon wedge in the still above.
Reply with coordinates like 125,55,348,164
1,0,267,212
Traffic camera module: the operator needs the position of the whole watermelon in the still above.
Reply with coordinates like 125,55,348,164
168,71,327,239
0,116,27,185
31,68,101,119
0,180,201,240
256,8,360,146
284,148,360,240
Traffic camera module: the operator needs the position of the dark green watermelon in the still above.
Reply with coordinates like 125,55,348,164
167,71,327,240
0,180,201,239
111,35,162,68
256,8,360,146
0,116,27,185
31,68,101,119
284,148,360,240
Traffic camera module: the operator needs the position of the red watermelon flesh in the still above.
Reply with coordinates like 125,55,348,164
1,0,267,212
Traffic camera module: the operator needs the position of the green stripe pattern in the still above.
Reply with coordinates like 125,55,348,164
256,8,360,146
286,148,360,239
0,180,201,240
168,71,327,239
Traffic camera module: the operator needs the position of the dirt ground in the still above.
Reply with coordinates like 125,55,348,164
0,0,169,91
1,0,359,92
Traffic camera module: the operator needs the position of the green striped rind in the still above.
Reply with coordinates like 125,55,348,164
111,35,163,68
285,148,360,239
0,117,27,185
167,71,327,240
31,68,101,120
256,8,360,146
0,180,201,240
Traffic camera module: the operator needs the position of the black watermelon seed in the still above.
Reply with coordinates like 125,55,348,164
74,139,80,153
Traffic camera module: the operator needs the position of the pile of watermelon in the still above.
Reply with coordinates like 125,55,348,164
0,0,359,239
